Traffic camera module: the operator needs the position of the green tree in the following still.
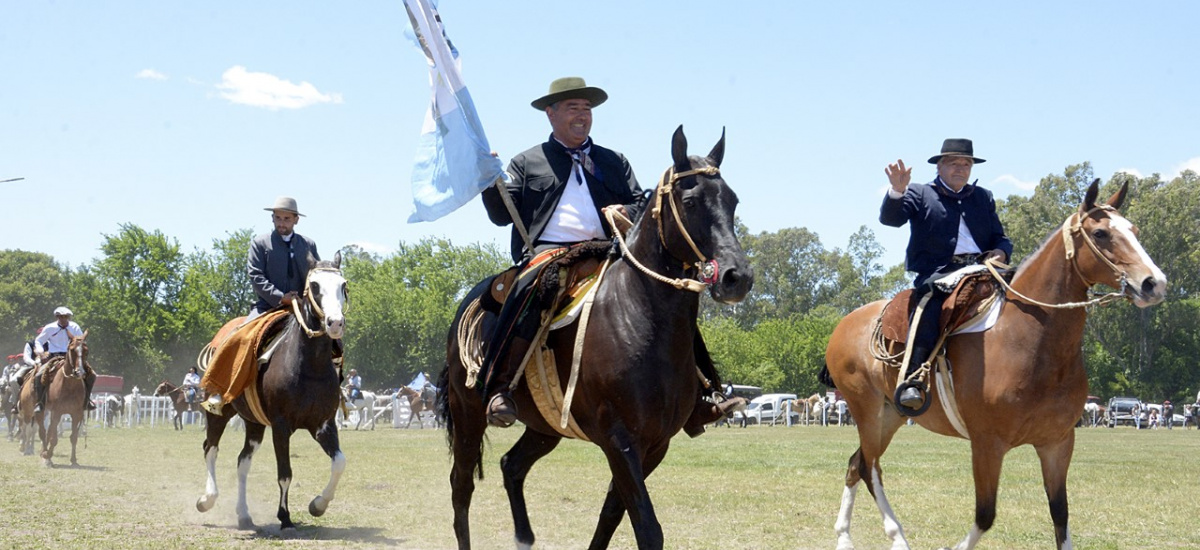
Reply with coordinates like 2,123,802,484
0,250,68,353
70,224,186,387
176,229,255,346
341,238,506,389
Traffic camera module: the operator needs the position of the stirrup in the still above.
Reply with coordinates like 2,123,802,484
894,382,931,417
201,395,225,415
486,393,517,428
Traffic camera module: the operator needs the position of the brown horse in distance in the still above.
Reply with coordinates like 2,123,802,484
439,127,753,549
395,385,435,428
154,381,203,430
823,180,1167,550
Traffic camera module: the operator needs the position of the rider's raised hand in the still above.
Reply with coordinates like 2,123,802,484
885,159,912,194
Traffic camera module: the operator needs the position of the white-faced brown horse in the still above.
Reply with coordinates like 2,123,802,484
195,253,349,530
154,381,202,430
438,126,753,549
824,180,1167,550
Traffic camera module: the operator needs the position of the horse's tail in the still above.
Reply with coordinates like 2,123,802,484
818,362,837,389
435,366,453,447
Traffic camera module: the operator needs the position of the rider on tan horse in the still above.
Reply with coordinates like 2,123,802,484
32,306,96,412
880,139,1012,415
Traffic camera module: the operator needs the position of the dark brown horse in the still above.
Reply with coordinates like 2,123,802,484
395,385,435,428
824,180,1166,550
438,127,753,549
154,381,203,430
194,253,348,530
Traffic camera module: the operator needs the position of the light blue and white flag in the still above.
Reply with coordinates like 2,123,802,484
404,0,505,223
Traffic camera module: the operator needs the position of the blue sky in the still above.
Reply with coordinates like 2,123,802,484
3,1,1197,272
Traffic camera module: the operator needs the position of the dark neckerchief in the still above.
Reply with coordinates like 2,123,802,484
934,176,977,200
552,135,602,182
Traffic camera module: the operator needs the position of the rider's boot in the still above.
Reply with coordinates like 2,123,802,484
683,392,747,438
83,370,96,411
201,393,225,415
33,369,47,414
484,336,532,428
897,345,931,411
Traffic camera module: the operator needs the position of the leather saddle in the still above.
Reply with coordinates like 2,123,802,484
485,241,610,324
880,271,1001,345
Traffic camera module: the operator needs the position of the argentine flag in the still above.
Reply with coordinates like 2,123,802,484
404,0,505,223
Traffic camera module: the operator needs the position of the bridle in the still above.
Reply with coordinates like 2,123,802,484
985,205,1129,309
64,339,86,378
291,266,348,338
605,165,722,293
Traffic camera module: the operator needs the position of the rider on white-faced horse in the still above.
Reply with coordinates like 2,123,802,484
32,306,96,412
202,196,345,414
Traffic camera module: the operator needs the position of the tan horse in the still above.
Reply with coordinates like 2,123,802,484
789,393,825,425
824,181,1166,550
35,331,90,467
16,374,39,456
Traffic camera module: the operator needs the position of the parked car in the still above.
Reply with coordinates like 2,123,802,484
1106,396,1143,427
732,393,799,426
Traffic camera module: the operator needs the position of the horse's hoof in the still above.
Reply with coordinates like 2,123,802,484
309,496,329,517
196,495,216,513
237,517,255,530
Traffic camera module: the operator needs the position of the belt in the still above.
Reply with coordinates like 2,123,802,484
949,253,979,266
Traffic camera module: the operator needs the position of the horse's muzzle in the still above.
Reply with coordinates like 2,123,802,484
710,261,753,304
325,316,345,339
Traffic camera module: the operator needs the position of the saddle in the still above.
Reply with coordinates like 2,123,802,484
486,241,611,320
879,270,1002,349
39,356,93,385
199,309,291,406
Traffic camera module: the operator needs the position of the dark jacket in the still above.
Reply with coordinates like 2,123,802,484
482,136,647,263
248,231,320,316
880,180,1012,287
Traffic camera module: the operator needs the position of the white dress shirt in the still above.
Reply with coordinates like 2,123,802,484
34,321,84,354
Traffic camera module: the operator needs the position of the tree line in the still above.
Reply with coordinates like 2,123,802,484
1,164,1196,403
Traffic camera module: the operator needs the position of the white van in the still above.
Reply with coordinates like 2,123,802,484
734,393,799,426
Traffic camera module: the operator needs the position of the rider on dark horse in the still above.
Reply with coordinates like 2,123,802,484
879,139,1012,415
182,366,202,409
478,76,742,435
31,307,97,412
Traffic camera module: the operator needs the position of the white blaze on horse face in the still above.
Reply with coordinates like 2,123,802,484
311,271,347,339
1108,215,1167,307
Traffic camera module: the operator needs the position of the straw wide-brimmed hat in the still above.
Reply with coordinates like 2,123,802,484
531,77,608,110
928,138,986,164
264,196,304,216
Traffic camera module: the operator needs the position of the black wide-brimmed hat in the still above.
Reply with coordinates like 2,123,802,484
928,138,986,164
531,77,608,110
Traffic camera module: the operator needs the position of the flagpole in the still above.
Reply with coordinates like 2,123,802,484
492,177,534,253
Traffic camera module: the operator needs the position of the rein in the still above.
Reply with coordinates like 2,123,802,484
603,165,721,293
984,205,1129,310
291,266,347,338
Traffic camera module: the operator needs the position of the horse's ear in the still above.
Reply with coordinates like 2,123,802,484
1106,180,1129,210
333,250,342,269
80,329,88,340
671,125,690,172
1080,178,1100,214
706,127,726,168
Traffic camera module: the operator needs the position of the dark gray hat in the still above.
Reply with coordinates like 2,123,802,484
928,138,986,164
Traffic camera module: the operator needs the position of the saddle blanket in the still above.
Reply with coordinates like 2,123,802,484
200,310,290,403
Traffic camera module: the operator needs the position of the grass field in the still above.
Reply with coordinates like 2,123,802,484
0,421,1197,549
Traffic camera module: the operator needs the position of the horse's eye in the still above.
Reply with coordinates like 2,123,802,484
1092,228,1110,240
682,197,696,209
310,281,320,296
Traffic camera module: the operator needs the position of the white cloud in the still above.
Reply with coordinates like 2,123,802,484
990,174,1037,191
1172,157,1200,177
1114,167,1144,179
135,69,168,81
345,241,395,257
216,65,343,110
